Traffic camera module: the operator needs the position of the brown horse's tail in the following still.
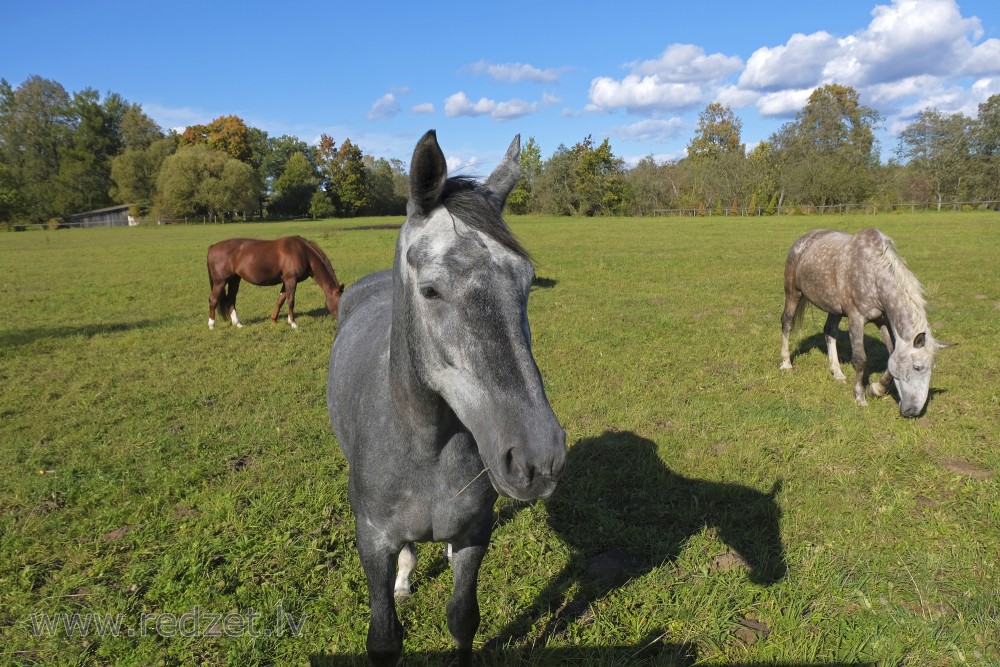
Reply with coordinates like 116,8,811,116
208,259,232,321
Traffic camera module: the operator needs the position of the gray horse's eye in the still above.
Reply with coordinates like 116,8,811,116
419,284,441,300
913,364,924,372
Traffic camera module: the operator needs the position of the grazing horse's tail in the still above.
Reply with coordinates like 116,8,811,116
790,294,809,332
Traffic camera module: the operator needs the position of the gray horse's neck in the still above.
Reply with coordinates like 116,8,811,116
876,276,927,342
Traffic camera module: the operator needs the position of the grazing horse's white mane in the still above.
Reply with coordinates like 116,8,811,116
876,235,929,335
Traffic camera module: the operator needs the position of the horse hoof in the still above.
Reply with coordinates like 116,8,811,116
393,587,411,600
780,361,793,370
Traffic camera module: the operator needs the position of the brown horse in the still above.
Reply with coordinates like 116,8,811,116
207,236,344,329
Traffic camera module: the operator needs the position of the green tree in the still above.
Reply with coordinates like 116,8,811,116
154,145,259,221
684,103,746,212
309,190,336,219
896,108,973,209
623,156,672,215
534,144,576,215
575,136,626,216
772,83,883,207
270,151,320,216
363,156,407,216
120,104,164,150
0,76,72,222
971,94,1000,202
51,89,127,216
508,136,542,214
181,115,253,163
110,136,177,213
322,138,368,217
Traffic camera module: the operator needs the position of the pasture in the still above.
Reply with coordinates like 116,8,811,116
0,212,997,666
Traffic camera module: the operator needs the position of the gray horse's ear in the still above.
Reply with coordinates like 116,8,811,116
409,130,448,215
935,339,956,349
913,332,926,348
483,134,521,211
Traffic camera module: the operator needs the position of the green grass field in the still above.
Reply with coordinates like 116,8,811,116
1,213,997,666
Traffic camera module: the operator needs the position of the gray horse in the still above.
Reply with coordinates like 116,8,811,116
780,227,951,416
327,130,566,665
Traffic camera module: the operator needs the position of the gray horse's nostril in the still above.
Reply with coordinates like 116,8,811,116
503,447,534,484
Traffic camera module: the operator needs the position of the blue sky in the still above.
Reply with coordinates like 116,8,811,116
4,0,1000,174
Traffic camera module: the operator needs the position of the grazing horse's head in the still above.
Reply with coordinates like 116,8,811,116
396,130,566,501
887,331,950,417
326,282,345,322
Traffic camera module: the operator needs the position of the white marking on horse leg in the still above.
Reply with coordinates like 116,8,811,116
854,383,868,406
230,309,242,328
825,334,846,380
394,544,418,599
288,314,298,329
780,333,793,370
208,318,215,330
446,543,453,565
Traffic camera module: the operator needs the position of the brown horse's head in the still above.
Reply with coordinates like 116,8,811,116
327,282,346,322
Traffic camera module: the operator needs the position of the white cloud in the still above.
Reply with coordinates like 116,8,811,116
714,85,760,109
630,44,743,82
141,103,212,132
962,38,1000,77
739,0,999,100
468,60,564,84
410,102,435,114
587,43,740,113
587,75,704,113
739,31,840,91
366,93,400,121
444,91,540,120
611,117,685,143
756,89,815,118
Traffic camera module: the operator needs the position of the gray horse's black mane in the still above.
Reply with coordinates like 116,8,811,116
441,176,531,262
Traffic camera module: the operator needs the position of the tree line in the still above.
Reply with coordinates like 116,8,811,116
3,76,1000,227
0,76,408,225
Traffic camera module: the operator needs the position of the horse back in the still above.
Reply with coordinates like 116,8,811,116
786,228,887,318
337,270,393,325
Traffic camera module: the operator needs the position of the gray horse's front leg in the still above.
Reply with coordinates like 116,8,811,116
446,544,487,665
868,321,895,398
356,529,404,666
848,316,868,405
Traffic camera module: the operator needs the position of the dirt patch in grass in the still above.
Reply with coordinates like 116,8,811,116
938,457,993,479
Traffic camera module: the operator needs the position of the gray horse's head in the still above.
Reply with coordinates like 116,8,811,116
887,331,950,417
396,130,566,501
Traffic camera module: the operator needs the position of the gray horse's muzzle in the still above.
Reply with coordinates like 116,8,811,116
491,426,567,501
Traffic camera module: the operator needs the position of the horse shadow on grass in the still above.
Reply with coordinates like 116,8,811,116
307,432,874,666
309,646,872,666
0,318,179,348
482,430,787,656
791,331,888,369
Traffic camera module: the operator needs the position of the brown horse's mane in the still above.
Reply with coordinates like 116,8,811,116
297,236,341,291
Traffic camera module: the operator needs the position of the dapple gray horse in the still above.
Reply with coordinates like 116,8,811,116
327,130,566,665
780,228,951,416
